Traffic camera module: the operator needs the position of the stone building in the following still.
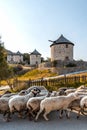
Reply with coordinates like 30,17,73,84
7,50,23,64
50,35,74,61
30,49,41,65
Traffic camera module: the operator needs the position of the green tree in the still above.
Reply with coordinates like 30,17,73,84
23,53,30,64
0,44,8,79
0,40,14,86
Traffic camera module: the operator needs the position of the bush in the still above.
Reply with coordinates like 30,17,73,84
66,63,77,67
51,60,57,67
13,64,23,74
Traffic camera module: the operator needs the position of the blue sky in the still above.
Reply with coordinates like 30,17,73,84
0,0,87,60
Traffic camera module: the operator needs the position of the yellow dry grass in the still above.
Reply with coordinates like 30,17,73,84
18,69,57,81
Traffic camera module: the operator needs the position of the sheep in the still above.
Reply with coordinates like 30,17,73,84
61,93,87,119
8,88,41,119
1,93,17,98
1,89,28,98
0,89,28,122
80,95,87,107
76,85,87,91
50,89,67,97
64,89,76,95
26,96,47,120
50,91,60,97
68,95,87,119
26,86,48,96
67,97,82,119
26,89,66,120
35,92,80,121
80,96,87,116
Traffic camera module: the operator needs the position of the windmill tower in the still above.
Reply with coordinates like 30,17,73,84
49,35,74,61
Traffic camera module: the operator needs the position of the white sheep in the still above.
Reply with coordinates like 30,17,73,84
26,89,65,120
0,89,28,122
64,89,76,95
26,95,48,119
68,97,83,118
80,96,87,109
26,86,47,92
80,100,87,116
76,85,86,91
68,95,87,118
26,86,48,96
50,91,59,97
8,88,40,119
35,92,80,121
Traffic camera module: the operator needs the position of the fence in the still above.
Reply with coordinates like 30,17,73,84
25,75,87,87
11,75,87,91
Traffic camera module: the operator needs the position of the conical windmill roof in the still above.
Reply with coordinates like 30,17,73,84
50,35,74,47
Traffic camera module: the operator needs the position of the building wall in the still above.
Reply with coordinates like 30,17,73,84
51,44,74,61
30,55,41,65
7,54,23,63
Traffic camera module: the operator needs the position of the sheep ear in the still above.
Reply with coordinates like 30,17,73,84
74,92,79,97
74,92,77,95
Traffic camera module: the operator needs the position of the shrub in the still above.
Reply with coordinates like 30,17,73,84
66,63,77,67
13,64,23,74
51,60,57,67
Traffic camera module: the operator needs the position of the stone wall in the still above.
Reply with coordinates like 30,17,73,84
38,60,87,75
30,55,41,65
51,44,74,61
51,66,87,75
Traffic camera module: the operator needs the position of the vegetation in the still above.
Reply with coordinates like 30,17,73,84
23,53,30,64
0,44,13,81
18,69,57,80
66,62,77,67
51,60,57,67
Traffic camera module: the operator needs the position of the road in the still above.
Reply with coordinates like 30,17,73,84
0,111,87,130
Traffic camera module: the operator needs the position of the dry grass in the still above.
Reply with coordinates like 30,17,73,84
18,69,57,81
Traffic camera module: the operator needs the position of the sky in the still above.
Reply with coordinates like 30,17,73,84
0,0,87,60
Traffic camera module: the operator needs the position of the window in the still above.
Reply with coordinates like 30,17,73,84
65,56,69,60
66,44,68,48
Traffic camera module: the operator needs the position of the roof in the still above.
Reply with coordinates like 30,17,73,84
50,35,74,47
6,50,23,55
6,50,13,54
30,49,41,55
16,51,22,55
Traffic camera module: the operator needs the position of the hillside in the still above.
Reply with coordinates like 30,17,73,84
18,69,57,80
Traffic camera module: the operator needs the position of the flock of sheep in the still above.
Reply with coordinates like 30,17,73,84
0,85,87,122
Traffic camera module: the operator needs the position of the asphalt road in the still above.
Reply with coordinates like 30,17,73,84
0,111,87,130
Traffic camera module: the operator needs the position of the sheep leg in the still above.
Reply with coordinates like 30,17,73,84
35,109,43,121
65,110,70,119
28,112,35,120
3,112,11,122
22,109,29,119
77,109,81,119
6,112,11,122
59,110,63,119
18,111,23,118
43,111,49,121
3,112,7,117
3,112,7,121
26,109,35,120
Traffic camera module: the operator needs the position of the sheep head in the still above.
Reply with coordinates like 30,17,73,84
68,92,80,100
31,88,41,97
